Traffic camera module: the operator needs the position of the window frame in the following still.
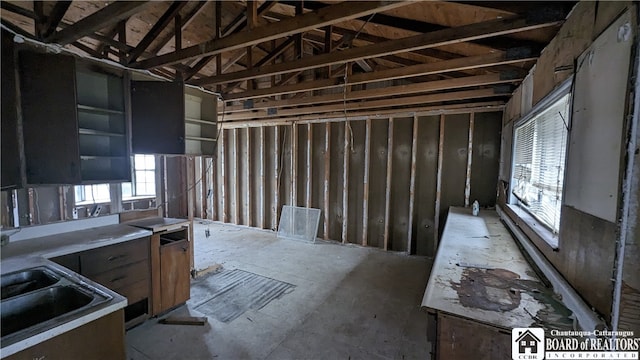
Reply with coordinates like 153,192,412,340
122,154,156,200
508,78,573,249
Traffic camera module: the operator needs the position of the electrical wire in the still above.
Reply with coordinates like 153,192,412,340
341,13,375,153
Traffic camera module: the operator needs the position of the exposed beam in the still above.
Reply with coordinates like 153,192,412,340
222,50,536,101
47,2,150,45
221,88,506,120
223,73,520,113
148,1,207,55
133,1,411,69
0,2,37,20
191,16,560,86
127,1,187,64
42,1,72,38
182,1,277,81
33,1,44,38
218,101,505,127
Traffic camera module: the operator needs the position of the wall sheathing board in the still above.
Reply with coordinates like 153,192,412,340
311,123,326,237
328,122,345,242
367,120,389,249
250,127,262,228
414,116,440,256
389,118,413,252
296,124,308,208
438,114,470,238
470,112,502,207
346,121,366,245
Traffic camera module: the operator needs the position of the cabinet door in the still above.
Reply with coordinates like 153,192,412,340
131,81,185,154
159,238,190,311
1,30,21,189
19,51,80,184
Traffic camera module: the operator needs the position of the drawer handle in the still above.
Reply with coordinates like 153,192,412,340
182,247,188,252
111,275,126,283
107,254,126,261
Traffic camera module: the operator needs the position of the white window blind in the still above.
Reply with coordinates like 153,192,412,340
512,93,570,233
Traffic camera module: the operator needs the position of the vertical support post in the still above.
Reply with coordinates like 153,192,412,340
324,25,333,78
220,130,227,223
306,123,313,208
291,123,298,206
260,126,266,229
273,126,280,229
215,1,222,94
362,118,371,246
58,187,66,221
187,157,195,270
407,115,419,255
383,118,394,251
175,15,182,50
342,121,350,244
246,127,252,226
233,128,240,224
434,114,445,253
465,113,475,207
200,157,206,219
323,122,331,240
163,156,169,218
118,19,127,65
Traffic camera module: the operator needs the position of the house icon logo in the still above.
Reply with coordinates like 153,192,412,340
512,328,545,359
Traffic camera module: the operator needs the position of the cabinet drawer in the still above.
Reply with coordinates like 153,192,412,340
90,260,149,290
115,279,149,304
81,238,148,276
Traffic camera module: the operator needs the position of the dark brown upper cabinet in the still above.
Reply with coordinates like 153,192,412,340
131,81,185,155
1,30,22,190
18,50,131,185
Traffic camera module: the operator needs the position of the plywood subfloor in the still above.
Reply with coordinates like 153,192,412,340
126,221,432,359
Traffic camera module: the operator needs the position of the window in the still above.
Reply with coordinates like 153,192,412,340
511,91,571,235
75,184,111,204
122,154,156,199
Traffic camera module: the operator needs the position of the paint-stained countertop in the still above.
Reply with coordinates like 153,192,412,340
1,223,152,261
421,207,573,330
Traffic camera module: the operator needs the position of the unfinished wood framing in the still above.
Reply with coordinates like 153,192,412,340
434,114,445,253
306,123,313,209
342,121,351,244
383,118,394,251
407,116,418,254
323,122,331,240
362,119,371,247
259,126,266,229
464,113,475,207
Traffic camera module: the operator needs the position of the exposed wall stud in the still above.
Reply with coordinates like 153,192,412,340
246,127,252,226
291,123,298,206
383,118,394,251
323,122,331,240
163,156,169,218
362,118,371,246
220,130,227,222
434,114,445,253
260,126,266,229
273,126,280,229
465,113,475,207
306,123,313,208
407,115,419,254
342,121,351,244
234,128,240,224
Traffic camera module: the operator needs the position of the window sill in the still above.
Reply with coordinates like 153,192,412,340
122,196,156,202
75,200,110,206
506,204,559,249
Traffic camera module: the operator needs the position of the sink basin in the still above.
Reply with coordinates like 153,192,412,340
1,286,93,337
1,268,59,300
0,265,114,349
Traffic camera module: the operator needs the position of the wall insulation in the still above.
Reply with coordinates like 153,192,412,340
190,110,502,256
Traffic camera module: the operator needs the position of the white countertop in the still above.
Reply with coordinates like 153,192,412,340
1,223,152,261
0,223,151,358
421,207,573,330
125,217,190,233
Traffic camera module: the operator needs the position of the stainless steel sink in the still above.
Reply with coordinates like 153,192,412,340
0,265,113,348
1,268,59,299
1,285,93,336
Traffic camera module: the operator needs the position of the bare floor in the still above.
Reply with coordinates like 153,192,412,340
126,222,432,360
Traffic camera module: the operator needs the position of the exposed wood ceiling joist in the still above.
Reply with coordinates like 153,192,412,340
133,1,412,69
192,15,561,87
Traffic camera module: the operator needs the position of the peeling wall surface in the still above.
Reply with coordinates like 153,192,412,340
202,111,502,256
498,2,637,323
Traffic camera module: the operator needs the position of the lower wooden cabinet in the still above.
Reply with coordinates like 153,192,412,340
154,228,191,315
51,236,151,327
5,309,125,360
